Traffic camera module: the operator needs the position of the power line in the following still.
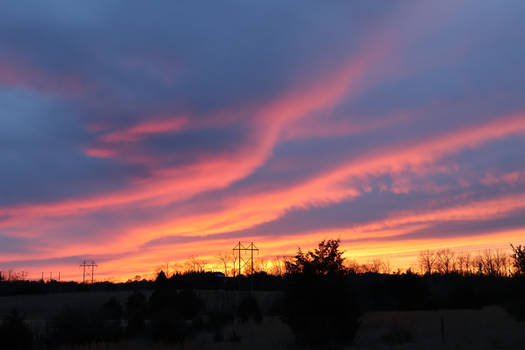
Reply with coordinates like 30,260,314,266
80,260,98,284
232,241,259,276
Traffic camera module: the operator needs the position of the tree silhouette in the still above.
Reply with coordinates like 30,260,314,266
283,239,360,348
511,244,525,275
155,270,168,287
96,297,123,342
285,239,347,276
217,251,233,276
435,249,455,274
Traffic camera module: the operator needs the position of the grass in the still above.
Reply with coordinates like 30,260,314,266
355,306,525,349
3,291,525,349
49,317,294,350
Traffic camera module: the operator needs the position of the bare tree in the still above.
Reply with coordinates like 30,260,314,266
482,250,496,275
344,259,363,274
253,257,269,273
217,251,233,276
382,259,391,274
418,250,437,274
270,262,281,276
5,270,25,281
269,256,282,276
361,258,390,274
435,249,455,274
188,255,207,272
477,249,510,277
493,249,510,276
455,252,472,275
171,262,185,274
416,248,516,277
269,256,291,276
472,254,484,275
164,261,171,277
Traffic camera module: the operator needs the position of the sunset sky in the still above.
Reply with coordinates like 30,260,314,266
1,1,525,281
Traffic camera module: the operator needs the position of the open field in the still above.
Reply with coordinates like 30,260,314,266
0,291,149,319
55,307,525,350
2,291,525,349
355,306,525,349
0,290,281,319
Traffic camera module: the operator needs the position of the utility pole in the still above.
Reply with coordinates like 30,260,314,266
80,260,98,284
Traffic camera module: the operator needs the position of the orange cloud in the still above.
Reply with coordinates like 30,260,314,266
0,33,389,230
97,117,188,143
112,112,525,250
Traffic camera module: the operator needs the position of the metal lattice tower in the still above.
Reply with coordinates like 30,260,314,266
80,260,98,284
232,241,259,276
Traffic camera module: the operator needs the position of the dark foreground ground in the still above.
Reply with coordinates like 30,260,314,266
2,290,525,349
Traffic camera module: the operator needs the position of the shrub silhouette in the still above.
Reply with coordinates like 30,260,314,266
151,310,188,343
98,296,123,320
149,287,203,342
237,296,262,323
48,306,96,347
96,297,123,342
150,287,203,320
150,287,187,342
284,239,361,349
177,288,204,321
0,309,33,350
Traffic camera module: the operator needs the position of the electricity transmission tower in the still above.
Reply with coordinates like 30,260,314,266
80,260,97,284
232,241,259,276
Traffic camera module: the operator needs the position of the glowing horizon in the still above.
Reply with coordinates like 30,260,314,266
1,1,525,282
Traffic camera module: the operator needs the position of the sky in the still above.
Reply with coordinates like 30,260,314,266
1,1,525,281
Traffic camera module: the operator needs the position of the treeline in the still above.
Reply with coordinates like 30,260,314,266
0,279,153,297
2,245,525,298
0,272,281,296
417,248,515,276
2,240,525,349
3,244,524,286
155,243,525,277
